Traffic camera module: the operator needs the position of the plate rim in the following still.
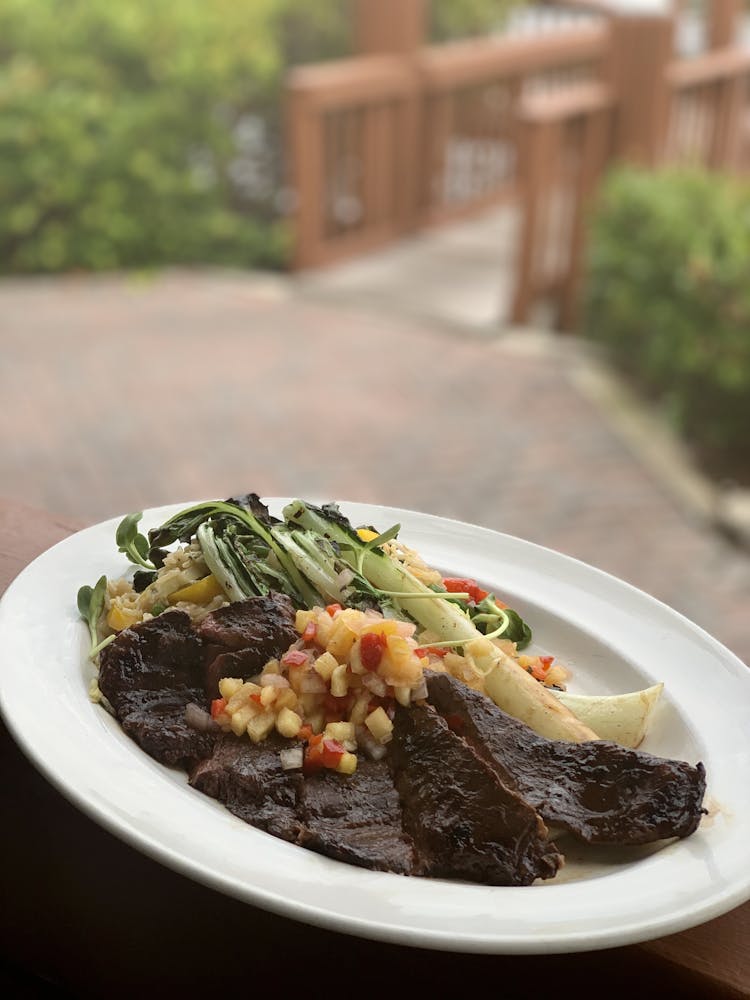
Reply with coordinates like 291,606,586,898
1,497,749,954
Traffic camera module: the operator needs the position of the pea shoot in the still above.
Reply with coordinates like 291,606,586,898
115,512,155,570
77,575,115,659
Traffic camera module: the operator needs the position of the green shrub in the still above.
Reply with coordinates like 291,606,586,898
583,166,750,478
0,0,351,273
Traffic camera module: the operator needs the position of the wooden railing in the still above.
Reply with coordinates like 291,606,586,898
286,18,610,268
511,10,750,329
286,56,419,269
286,0,750,331
512,81,614,330
665,46,750,169
417,23,609,225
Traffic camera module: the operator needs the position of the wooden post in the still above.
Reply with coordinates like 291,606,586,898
512,116,561,325
707,0,741,49
286,86,325,269
606,12,675,165
560,104,611,331
353,0,427,55
353,0,426,233
709,73,746,170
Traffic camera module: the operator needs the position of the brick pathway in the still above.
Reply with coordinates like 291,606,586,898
1,269,748,662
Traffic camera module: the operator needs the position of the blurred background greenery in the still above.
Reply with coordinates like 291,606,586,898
584,166,750,483
0,0,508,274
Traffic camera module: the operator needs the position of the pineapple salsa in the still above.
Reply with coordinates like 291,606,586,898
209,601,567,776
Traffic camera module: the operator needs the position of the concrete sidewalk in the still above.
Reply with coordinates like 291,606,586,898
1,267,748,664
295,204,522,335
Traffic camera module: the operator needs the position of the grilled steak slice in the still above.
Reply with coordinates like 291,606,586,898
389,704,562,885
98,611,215,767
299,760,415,874
197,594,297,652
190,733,304,843
99,611,206,714
118,690,216,768
204,648,276,702
426,671,707,845
198,594,298,698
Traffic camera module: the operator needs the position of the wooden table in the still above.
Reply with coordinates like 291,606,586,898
1,498,747,999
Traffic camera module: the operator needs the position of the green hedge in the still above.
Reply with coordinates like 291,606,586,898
0,0,518,275
583,166,750,478
0,0,352,273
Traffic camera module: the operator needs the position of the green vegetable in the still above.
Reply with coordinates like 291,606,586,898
148,497,318,606
471,597,530,649
116,512,155,570
76,575,115,659
283,500,486,648
126,495,532,662
498,608,532,650
269,525,388,614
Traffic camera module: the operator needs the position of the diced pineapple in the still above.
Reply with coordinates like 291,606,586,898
349,640,364,674
327,619,358,660
274,688,299,711
260,685,277,707
314,610,335,647
336,752,358,775
263,658,281,675
330,663,349,698
226,682,261,714
361,620,401,638
365,706,394,744
218,677,243,700
394,685,412,707
325,721,355,744
276,707,303,738
230,704,257,736
349,693,371,726
314,651,338,682
295,609,316,634
382,634,421,686
246,711,276,744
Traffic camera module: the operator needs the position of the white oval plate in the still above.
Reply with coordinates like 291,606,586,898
1,500,748,954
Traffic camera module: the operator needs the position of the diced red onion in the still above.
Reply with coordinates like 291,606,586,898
279,746,304,771
260,673,290,689
185,703,220,733
410,678,428,702
299,671,327,694
356,725,388,762
362,672,388,698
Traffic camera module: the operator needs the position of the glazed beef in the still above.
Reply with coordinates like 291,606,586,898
197,594,297,652
425,671,707,844
299,760,415,874
190,733,304,843
389,704,562,885
99,611,205,714
197,595,298,698
97,597,707,885
118,691,216,768
98,611,214,767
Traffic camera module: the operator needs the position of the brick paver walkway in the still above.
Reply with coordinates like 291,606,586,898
1,269,748,663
